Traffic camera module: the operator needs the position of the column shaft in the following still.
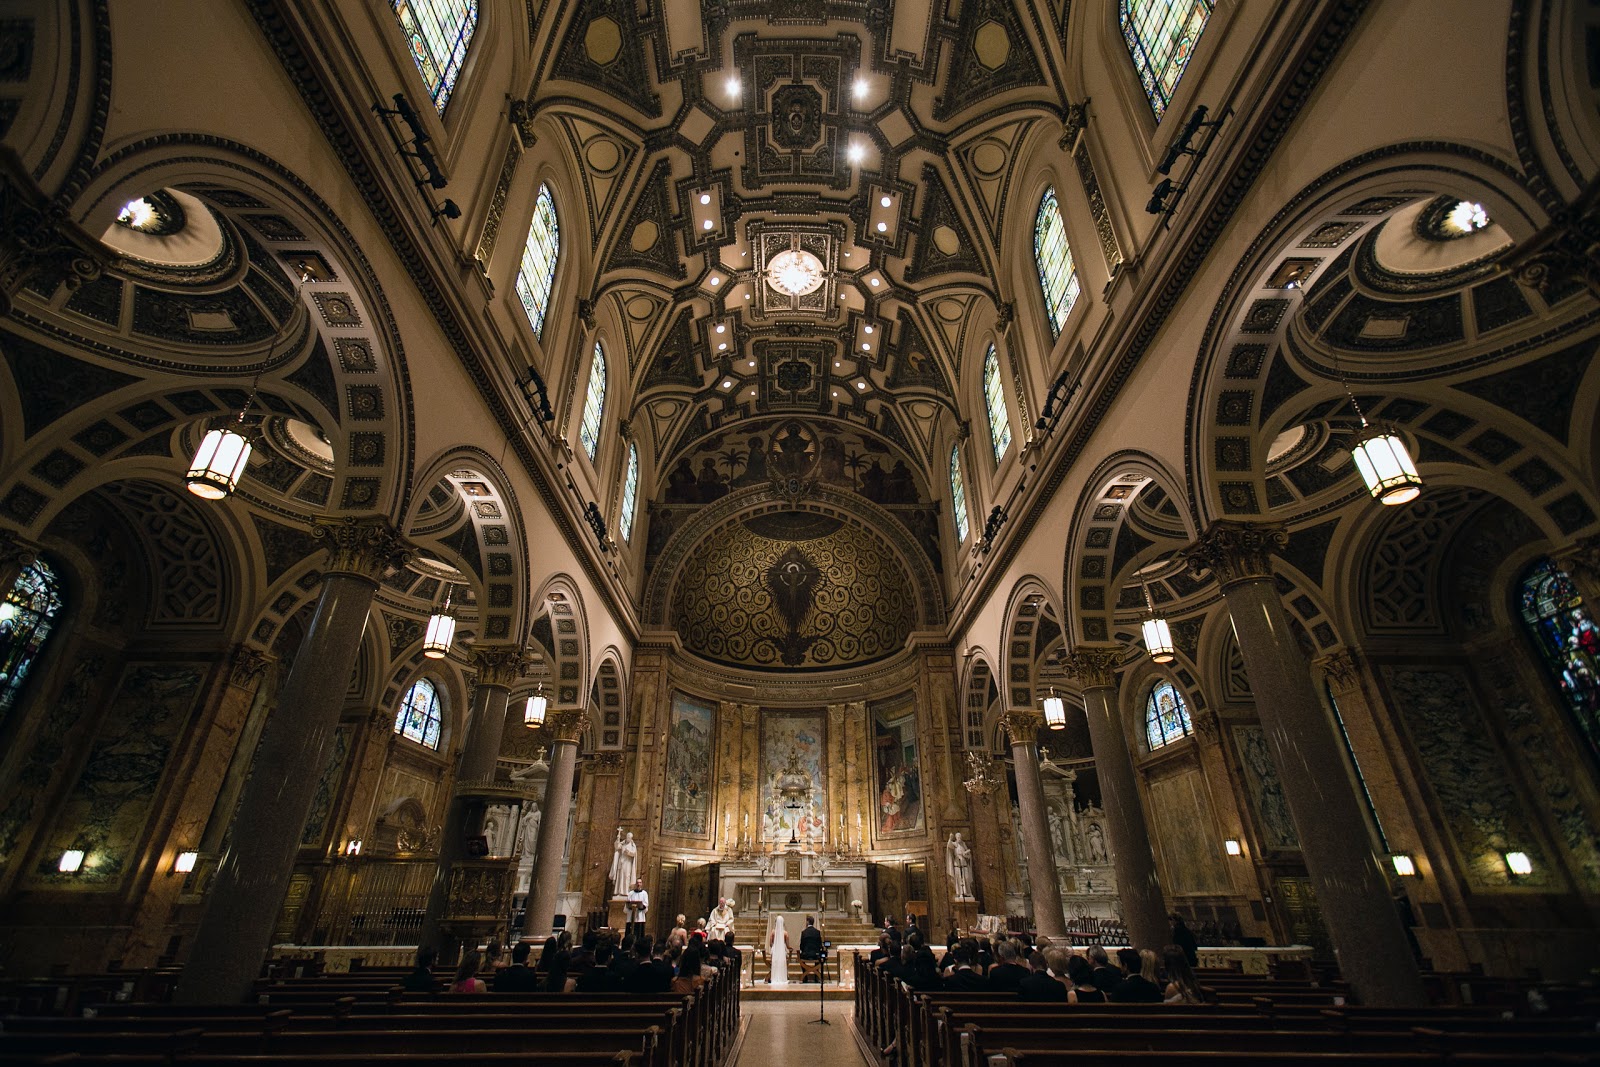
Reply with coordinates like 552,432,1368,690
174,571,380,1003
1004,712,1066,939
522,712,586,938
1079,679,1169,952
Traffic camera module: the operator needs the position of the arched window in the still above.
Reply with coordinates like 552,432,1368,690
1120,0,1213,120
982,345,1012,463
1033,190,1081,338
1145,679,1193,750
949,446,971,543
395,677,444,750
1518,558,1600,767
0,560,64,720
618,443,640,542
516,185,560,341
578,343,607,461
391,0,479,113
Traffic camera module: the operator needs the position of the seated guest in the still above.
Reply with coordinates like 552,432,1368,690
943,941,985,991
544,941,573,992
902,945,943,991
401,945,438,992
672,943,707,994
1109,947,1164,1003
986,938,1029,992
449,950,486,993
1162,944,1205,1004
574,939,625,992
870,933,894,967
534,934,560,977
1018,948,1069,1002
627,937,674,995
482,940,504,972
493,941,541,991
1065,955,1105,1004
1087,945,1123,997
671,913,689,943
721,936,743,978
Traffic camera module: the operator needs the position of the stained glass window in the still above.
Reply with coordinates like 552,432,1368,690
391,0,478,113
516,185,560,341
618,443,640,542
579,343,607,461
1145,679,1193,750
0,560,63,721
949,446,971,543
982,345,1013,463
1033,190,1081,338
1120,0,1213,121
395,677,443,750
1518,558,1600,768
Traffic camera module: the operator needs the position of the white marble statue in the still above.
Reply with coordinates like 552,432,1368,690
518,805,542,856
1086,821,1108,863
609,829,638,897
946,832,974,900
483,803,515,856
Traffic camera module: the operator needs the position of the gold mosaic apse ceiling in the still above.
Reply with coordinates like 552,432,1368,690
668,511,917,671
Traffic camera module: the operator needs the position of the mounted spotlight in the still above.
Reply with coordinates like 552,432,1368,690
423,584,457,659
521,365,555,421
1041,688,1067,731
1140,579,1176,664
524,683,548,729
1035,371,1080,434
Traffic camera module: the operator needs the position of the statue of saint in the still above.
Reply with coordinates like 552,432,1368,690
609,829,638,898
946,832,974,900
1086,822,1108,863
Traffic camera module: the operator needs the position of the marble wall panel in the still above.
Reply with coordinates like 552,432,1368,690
1146,765,1231,895
1232,724,1300,851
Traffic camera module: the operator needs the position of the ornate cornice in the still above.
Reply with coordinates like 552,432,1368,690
1181,521,1288,587
549,708,590,744
470,645,529,690
1000,710,1044,747
311,516,413,579
1063,646,1122,691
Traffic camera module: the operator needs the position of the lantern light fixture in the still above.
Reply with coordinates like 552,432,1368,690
174,850,199,874
1332,354,1422,506
1140,579,1176,664
1223,838,1242,857
524,683,548,729
1042,688,1067,731
422,584,457,659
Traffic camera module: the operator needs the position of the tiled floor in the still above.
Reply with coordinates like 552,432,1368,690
734,998,870,1066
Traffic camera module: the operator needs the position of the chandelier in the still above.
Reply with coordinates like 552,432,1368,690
766,249,825,296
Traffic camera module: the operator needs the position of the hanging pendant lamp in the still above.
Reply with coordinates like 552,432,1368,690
1140,579,1176,664
187,396,254,500
1041,688,1067,730
1332,355,1421,506
423,584,457,659
524,682,548,728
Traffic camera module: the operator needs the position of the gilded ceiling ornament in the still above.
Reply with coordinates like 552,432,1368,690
766,248,825,297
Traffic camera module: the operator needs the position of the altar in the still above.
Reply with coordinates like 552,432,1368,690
718,849,868,924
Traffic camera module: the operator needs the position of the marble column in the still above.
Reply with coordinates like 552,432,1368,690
0,527,39,593
1183,521,1425,1007
1066,646,1169,953
522,708,589,939
175,517,410,1004
1002,711,1067,938
419,645,525,953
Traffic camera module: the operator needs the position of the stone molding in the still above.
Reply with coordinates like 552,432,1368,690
1500,174,1600,299
591,751,624,773
311,516,413,579
1181,521,1289,586
1064,646,1123,690
0,148,105,317
1315,648,1363,693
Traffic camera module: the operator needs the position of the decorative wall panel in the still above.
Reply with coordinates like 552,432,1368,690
1232,724,1300,850
662,691,714,836
760,710,825,844
1146,766,1230,894
871,694,923,837
300,725,350,847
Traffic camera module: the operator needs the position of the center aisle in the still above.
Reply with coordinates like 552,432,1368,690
733,999,871,1067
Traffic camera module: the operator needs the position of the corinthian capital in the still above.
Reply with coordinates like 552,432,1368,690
229,645,272,688
1314,648,1363,692
549,708,590,744
312,516,413,579
1181,521,1288,586
1001,710,1044,746
470,645,528,689
1064,645,1123,690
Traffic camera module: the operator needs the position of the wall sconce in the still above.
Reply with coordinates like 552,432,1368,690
173,851,199,874
1390,853,1417,877
1504,851,1532,876
1223,838,1242,857
58,849,86,873
345,840,363,857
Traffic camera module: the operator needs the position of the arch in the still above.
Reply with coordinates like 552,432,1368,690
390,0,480,113
1119,0,1213,121
981,345,1013,463
530,574,590,709
949,445,971,543
578,341,607,462
1033,188,1082,338
998,576,1066,714
590,650,627,748
515,184,560,342
394,675,445,750
958,650,1001,751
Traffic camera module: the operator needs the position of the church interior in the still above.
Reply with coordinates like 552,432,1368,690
2,0,1600,1042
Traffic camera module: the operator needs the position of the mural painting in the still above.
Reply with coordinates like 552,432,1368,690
662,691,715,836
760,709,826,843
872,695,924,836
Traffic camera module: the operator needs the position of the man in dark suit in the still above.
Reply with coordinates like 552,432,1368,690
1110,947,1163,1003
986,938,1029,992
1087,945,1125,997
798,916,824,981
943,941,986,991
493,941,541,991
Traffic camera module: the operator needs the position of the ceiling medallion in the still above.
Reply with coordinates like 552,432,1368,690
766,249,825,297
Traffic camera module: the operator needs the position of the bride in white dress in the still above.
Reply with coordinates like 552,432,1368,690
767,915,791,985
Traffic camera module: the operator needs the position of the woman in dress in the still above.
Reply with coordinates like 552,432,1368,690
768,915,791,984
449,949,486,993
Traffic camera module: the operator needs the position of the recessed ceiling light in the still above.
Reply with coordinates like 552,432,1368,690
715,324,725,333
747,360,756,368
864,325,874,334
848,142,865,164
870,278,880,287
718,342,727,350
834,361,842,368
726,75,740,97
709,277,720,286
702,219,714,230
745,294,751,300
854,78,868,99
699,193,711,205
876,221,887,232
880,196,891,208
861,342,870,351
722,379,733,388
856,381,867,390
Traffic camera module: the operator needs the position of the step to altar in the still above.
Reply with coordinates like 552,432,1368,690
741,984,854,1001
